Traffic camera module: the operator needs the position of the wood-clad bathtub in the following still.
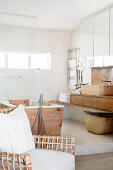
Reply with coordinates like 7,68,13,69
25,105,64,136
0,99,64,136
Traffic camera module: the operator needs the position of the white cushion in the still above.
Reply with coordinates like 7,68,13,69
29,149,75,170
0,105,35,154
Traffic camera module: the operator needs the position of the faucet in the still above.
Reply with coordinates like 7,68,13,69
101,80,111,85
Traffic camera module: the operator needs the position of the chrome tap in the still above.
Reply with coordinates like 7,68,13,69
101,80,111,85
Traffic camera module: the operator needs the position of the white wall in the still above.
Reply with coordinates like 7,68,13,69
0,25,70,100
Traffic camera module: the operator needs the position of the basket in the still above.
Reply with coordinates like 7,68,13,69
85,111,113,135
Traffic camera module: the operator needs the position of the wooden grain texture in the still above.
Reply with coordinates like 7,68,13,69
92,97,113,112
25,107,64,136
81,85,113,96
25,108,39,135
9,99,30,106
99,85,113,96
91,66,113,85
42,108,63,136
81,85,100,96
70,94,113,112
83,96,92,107
70,94,82,105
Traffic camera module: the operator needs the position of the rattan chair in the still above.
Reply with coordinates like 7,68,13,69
0,107,75,170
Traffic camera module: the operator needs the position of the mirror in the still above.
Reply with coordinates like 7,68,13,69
94,11,109,67
80,19,94,68
110,8,113,64
80,19,94,84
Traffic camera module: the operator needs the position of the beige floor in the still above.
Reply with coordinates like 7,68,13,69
61,119,113,170
75,153,113,170
61,118,113,146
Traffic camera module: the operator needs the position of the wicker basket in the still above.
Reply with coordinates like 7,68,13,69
85,111,113,135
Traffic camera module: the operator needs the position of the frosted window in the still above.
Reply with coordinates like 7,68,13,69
0,53,5,68
0,52,51,70
8,53,28,69
31,53,51,69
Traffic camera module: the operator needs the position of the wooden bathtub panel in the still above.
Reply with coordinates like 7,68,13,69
41,108,63,136
42,108,63,119
25,107,64,136
25,108,38,135
9,99,30,106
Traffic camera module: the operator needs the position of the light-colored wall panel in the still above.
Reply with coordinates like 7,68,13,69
0,25,70,100
110,8,113,62
94,11,109,57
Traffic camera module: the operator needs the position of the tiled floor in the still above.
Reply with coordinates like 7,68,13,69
61,118,113,146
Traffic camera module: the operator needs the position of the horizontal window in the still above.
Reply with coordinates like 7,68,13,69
8,53,28,69
0,52,51,70
31,53,51,69
0,53,5,68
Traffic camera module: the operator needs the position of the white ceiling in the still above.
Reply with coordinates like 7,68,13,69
0,0,113,31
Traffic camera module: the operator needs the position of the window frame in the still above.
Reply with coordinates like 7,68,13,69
0,52,51,70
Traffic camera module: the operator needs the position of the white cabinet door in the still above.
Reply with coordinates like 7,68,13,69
80,19,94,84
110,8,113,64
94,11,109,67
80,19,94,69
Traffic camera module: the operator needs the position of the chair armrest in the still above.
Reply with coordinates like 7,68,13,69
0,152,32,169
34,135,75,155
0,107,15,114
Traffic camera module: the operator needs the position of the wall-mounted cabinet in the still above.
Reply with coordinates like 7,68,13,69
80,19,94,57
94,11,109,67
80,19,94,68
80,9,113,69
110,8,113,61
94,11,109,57
80,19,94,84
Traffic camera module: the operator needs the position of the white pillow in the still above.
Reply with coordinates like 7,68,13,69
0,104,35,154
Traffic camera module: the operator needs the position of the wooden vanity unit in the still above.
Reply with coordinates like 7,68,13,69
91,66,113,85
70,66,113,112
70,94,113,112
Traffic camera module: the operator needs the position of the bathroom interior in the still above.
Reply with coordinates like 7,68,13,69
1,1,113,170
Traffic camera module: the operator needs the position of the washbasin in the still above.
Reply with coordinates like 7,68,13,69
81,85,113,96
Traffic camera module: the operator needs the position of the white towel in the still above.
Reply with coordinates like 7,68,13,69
69,79,76,89
68,59,76,68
